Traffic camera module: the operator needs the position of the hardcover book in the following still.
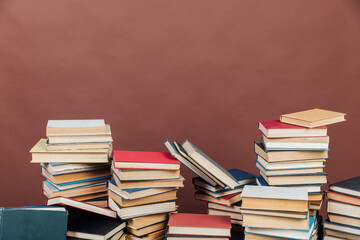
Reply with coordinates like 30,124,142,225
46,119,106,136
329,176,360,198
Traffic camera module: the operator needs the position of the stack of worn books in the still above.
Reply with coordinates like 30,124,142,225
256,109,346,214
107,150,184,240
242,185,318,240
30,119,113,206
323,176,360,239
165,213,232,239
164,139,255,228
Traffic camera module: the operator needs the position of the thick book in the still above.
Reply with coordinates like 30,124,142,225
30,139,110,163
324,220,360,236
127,229,166,240
240,208,307,219
255,161,324,176
41,167,111,184
329,176,360,197
67,211,125,240
113,150,180,170
182,140,240,189
112,165,180,181
327,200,360,219
259,120,327,138
241,185,308,212
167,213,231,237
328,213,360,228
43,180,107,198
255,141,328,162
208,202,241,213
280,108,346,128
256,155,325,170
164,140,218,186
0,206,67,240
242,214,309,230
47,196,117,218
260,171,327,185
48,124,113,144
326,190,360,206
256,175,322,193
127,213,171,229
44,177,110,191
41,162,110,175
208,208,242,221
324,228,360,239
46,119,106,136
262,135,329,151
126,221,167,237
107,180,177,200
46,141,112,151
108,197,176,220
195,191,241,206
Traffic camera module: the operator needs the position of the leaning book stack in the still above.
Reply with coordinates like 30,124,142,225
30,119,113,206
107,150,184,240
242,185,318,240
323,176,360,240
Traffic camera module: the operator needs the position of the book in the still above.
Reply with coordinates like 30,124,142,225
324,228,360,239
208,202,241,213
242,214,309,230
259,120,327,138
44,178,110,191
30,139,110,163
182,140,240,189
240,208,307,219
195,185,243,198
241,185,308,212
0,206,67,240
43,180,107,198
46,141,112,151
208,208,243,220
112,165,180,181
327,200,360,219
127,213,171,229
127,229,166,240
255,141,328,162
164,140,218,186
260,171,327,185
280,108,346,128
244,216,316,240
48,124,113,144
166,235,229,240
262,135,329,151
107,180,177,200
126,221,167,237
167,213,231,237
46,119,106,136
113,150,180,170
256,175,322,193
108,189,177,207
108,197,176,220
328,213,360,228
329,176,360,197
324,220,360,236
41,167,111,184
67,211,125,240
47,196,117,218
327,190,360,206
256,155,325,170
41,162,110,175
83,196,108,208
70,192,108,202
255,161,324,176
195,191,241,206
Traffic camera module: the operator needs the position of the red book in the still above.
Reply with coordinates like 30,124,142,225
113,150,180,170
167,213,231,237
259,120,327,138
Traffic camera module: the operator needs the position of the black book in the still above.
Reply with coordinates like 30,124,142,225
329,176,360,197
67,211,125,240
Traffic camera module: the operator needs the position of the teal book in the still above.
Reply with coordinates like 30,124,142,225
0,206,67,240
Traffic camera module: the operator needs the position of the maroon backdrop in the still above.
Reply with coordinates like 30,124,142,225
1,0,360,215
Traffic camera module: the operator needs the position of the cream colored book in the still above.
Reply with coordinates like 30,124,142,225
46,119,106,136
280,108,346,128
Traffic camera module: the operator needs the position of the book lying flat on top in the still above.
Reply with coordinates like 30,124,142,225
164,140,218,186
182,140,240,189
280,108,346,128
113,150,180,170
0,206,67,240
67,211,125,240
47,124,113,144
47,196,117,218
112,164,180,181
167,213,231,237
329,176,360,198
262,136,330,151
46,119,106,136
30,139,110,163
255,141,328,162
241,185,308,212
259,120,328,138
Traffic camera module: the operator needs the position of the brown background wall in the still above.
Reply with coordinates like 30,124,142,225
0,0,360,214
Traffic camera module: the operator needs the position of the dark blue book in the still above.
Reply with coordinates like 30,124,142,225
0,206,67,240
329,176,360,197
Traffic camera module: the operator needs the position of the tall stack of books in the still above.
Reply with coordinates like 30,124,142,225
323,176,360,239
107,150,184,240
164,139,255,229
30,119,113,206
242,185,318,240
255,109,346,215
165,213,232,240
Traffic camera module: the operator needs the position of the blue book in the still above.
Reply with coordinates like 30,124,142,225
46,179,108,191
324,220,360,236
0,206,67,240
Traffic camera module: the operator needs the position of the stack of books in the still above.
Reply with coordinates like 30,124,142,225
30,119,113,206
256,109,346,214
323,176,360,239
165,213,232,239
164,139,256,228
107,150,184,240
242,185,318,240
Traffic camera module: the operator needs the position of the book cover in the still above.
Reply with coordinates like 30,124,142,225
241,185,308,201
113,150,180,165
329,176,360,197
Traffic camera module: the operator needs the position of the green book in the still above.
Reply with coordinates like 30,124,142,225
0,206,67,240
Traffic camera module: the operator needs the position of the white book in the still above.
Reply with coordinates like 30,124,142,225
241,185,308,201
47,119,105,136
